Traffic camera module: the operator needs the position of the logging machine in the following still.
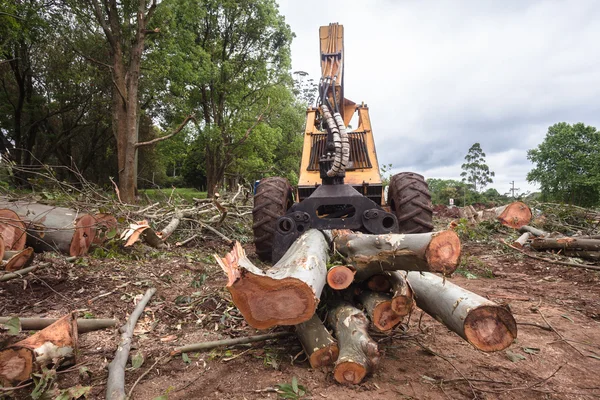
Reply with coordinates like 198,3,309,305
253,23,434,262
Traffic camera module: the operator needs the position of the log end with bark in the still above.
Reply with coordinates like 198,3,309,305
3,247,34,272
92,213,118,245
389,272,414,316
295,314,339,369
216,230,328,329
497,201,532,229
463,305,518,352
328,302,380,385
359,291,403,331
69,214,96,256
0,313,77,384
425,230,461,273
0,209,27,251
327,265,355,290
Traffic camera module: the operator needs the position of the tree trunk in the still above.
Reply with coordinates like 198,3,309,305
3,247,34,272
330,230,461,280
327,265,355,290
215,229,329,329
0,209,27,250
405,271,517,352
358,291,403,332
327,302,380,385
295,314,339,368
0,313,77,384
0,202,96,256
513,232,531,248
0,317,116,333
389,271,414,316
531,237,600,252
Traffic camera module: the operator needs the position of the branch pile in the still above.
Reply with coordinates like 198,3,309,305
216,227,517,385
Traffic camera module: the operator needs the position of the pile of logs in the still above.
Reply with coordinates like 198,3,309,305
215,228,518,385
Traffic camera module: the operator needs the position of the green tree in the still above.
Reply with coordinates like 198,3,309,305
527,122,600,207
460,143,494,192
427,178,466,205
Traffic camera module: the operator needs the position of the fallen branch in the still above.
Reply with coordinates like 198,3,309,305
513,232,531,249
171,331,292,355
106,288,156,400
501,240,600,271
0,264,40,282
0,317,117,333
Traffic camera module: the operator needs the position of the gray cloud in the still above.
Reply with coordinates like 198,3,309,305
278,0,600,193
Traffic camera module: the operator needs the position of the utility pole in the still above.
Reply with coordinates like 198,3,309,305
509,181,520,199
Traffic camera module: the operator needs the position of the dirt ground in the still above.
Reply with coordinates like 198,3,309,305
1,221,600,399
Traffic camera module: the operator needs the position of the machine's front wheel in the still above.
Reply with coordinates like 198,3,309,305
388,172,434,233
252,177,294,261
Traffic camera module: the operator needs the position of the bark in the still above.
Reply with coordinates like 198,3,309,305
0,317,116,333
106,288,156,400
295,314,339,368
172,332,292,356
513,232,531,249
519,225,549,237
366,274,391,292
406,271,517,352
0,202,95,256
330,230,461,280
388,271,414,316
0,209,27,250
531,237,600,252
0,313,77,384
215,230,329,329
0,264,39,282
327,265,355,290
3,247,34,272
459,202,532,229
327,302,380,385
358,291,403,332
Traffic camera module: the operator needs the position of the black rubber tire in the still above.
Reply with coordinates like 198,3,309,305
388,172,434,233
252,177,294,261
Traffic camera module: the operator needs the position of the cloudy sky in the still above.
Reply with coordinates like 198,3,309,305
277,0,600,196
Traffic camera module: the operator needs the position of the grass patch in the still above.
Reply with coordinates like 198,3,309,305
139,188,207,203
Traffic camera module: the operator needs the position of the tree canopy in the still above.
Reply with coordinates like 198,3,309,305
527,122,600,207
460,143,494,193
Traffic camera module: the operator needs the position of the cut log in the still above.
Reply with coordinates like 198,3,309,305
3,247,34,272
0,313,77,384
366,274,391,292
327,302,380,385
0,317,116,333
327,265,355,290
0,202,96,256
295,314,339,368
92,213,118,244
406,271,517,352
358,290,403,332
388,271,414,316
0,209,27,250
215,229,329,329
530,237,600,252
519,225,549,237
457,202,532,229
331,230,461,280
513,232,532,249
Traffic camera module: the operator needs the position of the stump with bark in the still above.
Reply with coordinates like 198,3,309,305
327,302,380,385
0,202,96,256
295,314,339,368
0,313,77,384
331,230,461,279
216,229,329,329
406,271,517,351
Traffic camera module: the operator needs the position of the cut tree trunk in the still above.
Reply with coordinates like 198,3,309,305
0,209,27,250
366,274,391,292
358,291,403,331
330,230,461,280
388,271,414,316
0,312,77,384
327,302,380,385
459,202,532,229
0,202,96,256
519,225,548,237
295,314,339,368
216,229,329,329
513,232,532,249
3,247,34,272
406,271,517,352
327,265,355,290
0,317,116,333
531,237,600,252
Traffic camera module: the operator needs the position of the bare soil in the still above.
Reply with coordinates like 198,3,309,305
1,224,600,399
